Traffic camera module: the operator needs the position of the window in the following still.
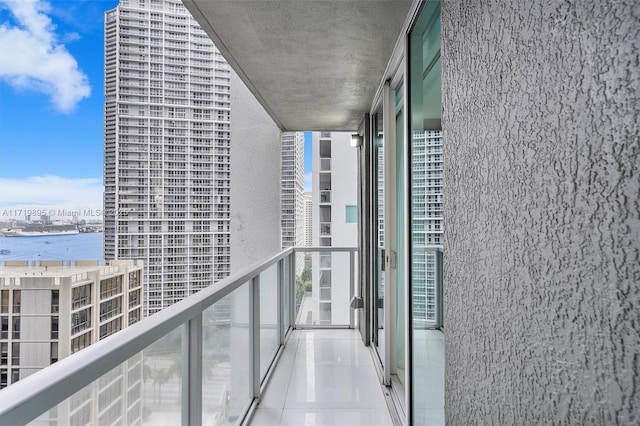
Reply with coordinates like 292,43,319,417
319,303,331,323
51,290,59,314
320,254,332,268
12,317,20,339
11,343,19,365
100,298,122,322
51,342,58,364
0,343,7,366
345,205,358,223
0,317,7,339
71,332,92,354
0,291,8,313
72,284,91,309
51,317,59,339
12,290,20,313
129,289,141,308
100,276,123,298
72,309,91,335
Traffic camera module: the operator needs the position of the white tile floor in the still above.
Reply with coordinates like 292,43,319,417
249,329,394,426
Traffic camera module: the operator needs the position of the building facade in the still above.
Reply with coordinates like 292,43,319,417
104,0,231,316
411,129,443,325
0,259,143,390
280,132,305,249
304,191,312,247
310,132,358,325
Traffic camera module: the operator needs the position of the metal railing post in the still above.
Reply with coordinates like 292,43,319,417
289,251,296,328
182,315,202,425
277,258,284,344
349,249,355,328
249,275,261,398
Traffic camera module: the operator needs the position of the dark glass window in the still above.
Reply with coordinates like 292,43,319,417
51,317,59,339
12,317,20,339
51,290,59,314
12,290,20,314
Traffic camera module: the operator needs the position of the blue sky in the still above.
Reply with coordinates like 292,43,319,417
0,0,119,215
0,0,312,218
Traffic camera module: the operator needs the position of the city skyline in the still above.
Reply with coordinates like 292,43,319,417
0,0,312,218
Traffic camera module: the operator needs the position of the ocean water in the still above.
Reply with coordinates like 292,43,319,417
0,233,103,264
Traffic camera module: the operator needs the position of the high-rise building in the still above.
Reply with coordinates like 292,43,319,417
104,0,231,316
0,259,143,390
304,191,312,247
280,132,305,249
309,132,358,325
281,132,305,274
411,130,443,324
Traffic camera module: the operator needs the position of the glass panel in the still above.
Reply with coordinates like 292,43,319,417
140,326,183,423
296,251,353,326
320,158,331,171
1,290,8,313
12,290,20,313
409,1,444,424
320,190,331,203
395,81,405,387
283,256,291,335
294,252,310,319
202,282,250,424
372,104,385,363
259,264,278,380
345,205,358,223
37,327,182,425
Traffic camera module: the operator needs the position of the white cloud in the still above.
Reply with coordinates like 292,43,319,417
304,172,312,192
0,176,102,219
61,31,80,43
0,0,91,112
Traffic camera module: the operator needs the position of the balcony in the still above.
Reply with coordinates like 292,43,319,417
0,247,406,426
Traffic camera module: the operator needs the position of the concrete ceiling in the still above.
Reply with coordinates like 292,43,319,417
183,0,412,132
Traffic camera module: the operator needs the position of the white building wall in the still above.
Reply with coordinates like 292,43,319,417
229,70,282,273
310,132,357,325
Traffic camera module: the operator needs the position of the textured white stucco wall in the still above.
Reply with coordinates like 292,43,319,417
442,0,639,423
230,70,282,273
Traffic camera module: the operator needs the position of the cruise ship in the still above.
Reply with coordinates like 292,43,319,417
1,224,79,237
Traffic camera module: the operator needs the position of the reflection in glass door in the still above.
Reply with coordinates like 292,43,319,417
394,81,405,388
409,1,444,424
372,105,385,365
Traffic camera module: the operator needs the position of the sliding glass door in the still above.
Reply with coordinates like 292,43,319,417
408,1,444,424
367,4,443,423
372,104,385,365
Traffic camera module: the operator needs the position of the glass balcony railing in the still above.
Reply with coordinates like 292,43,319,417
0,247,358,425
293,248,357,328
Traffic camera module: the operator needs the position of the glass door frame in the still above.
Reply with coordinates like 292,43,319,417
390,57,410,417
371,100,386,371
369,56,408,398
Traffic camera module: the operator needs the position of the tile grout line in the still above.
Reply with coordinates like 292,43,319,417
279,337,299,425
